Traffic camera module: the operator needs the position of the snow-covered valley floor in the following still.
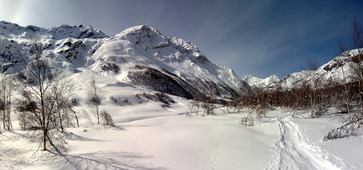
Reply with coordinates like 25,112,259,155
1,105,362,170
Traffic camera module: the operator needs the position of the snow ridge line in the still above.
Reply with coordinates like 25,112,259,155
273,117,346,170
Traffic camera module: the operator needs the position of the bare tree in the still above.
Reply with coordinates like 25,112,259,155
305,57,321,118
186,101,198,116
0,74,13,130
338,45,352,119
87,77,101,124
199,81,219,115
49,79,75,132
187,89,202,117
15,36,74,151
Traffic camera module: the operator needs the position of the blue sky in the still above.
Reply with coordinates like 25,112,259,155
0,0,362,78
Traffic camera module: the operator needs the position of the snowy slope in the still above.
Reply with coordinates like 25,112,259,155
0,21,250,99
1,104,361,170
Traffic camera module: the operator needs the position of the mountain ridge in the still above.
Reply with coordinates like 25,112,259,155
248,49,363,92
0,21,251,99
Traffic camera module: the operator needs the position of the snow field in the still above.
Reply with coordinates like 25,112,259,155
1,105,363,169
1,70,363,170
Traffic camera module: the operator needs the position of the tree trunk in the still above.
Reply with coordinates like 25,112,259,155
58,111,64,132
42,128,47,151
97,106,100,125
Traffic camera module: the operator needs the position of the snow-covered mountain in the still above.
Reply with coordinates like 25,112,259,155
280,49,362,89
0,21,251,99
243,75,280,91
246,49,362,91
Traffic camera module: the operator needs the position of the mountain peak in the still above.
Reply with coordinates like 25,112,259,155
115,25,164,40
0,21,251,98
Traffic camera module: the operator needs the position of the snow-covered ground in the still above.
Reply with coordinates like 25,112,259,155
1,100,362,170
0,66,362,170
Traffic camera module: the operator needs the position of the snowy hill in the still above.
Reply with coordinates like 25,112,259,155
0,21,250,99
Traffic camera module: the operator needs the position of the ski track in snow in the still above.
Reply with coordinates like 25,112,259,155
272,116,347,170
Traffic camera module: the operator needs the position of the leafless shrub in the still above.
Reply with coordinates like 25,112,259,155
186,100,200,116
240,103,270,127
100,110,114,126
248,103,269,119
240,113,254,126
202,99,215,116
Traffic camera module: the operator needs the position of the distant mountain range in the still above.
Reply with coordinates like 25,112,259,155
1,20,360,98
0,21,251,99
244,49,362,92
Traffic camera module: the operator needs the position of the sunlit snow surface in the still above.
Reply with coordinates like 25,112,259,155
0,74,362,170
